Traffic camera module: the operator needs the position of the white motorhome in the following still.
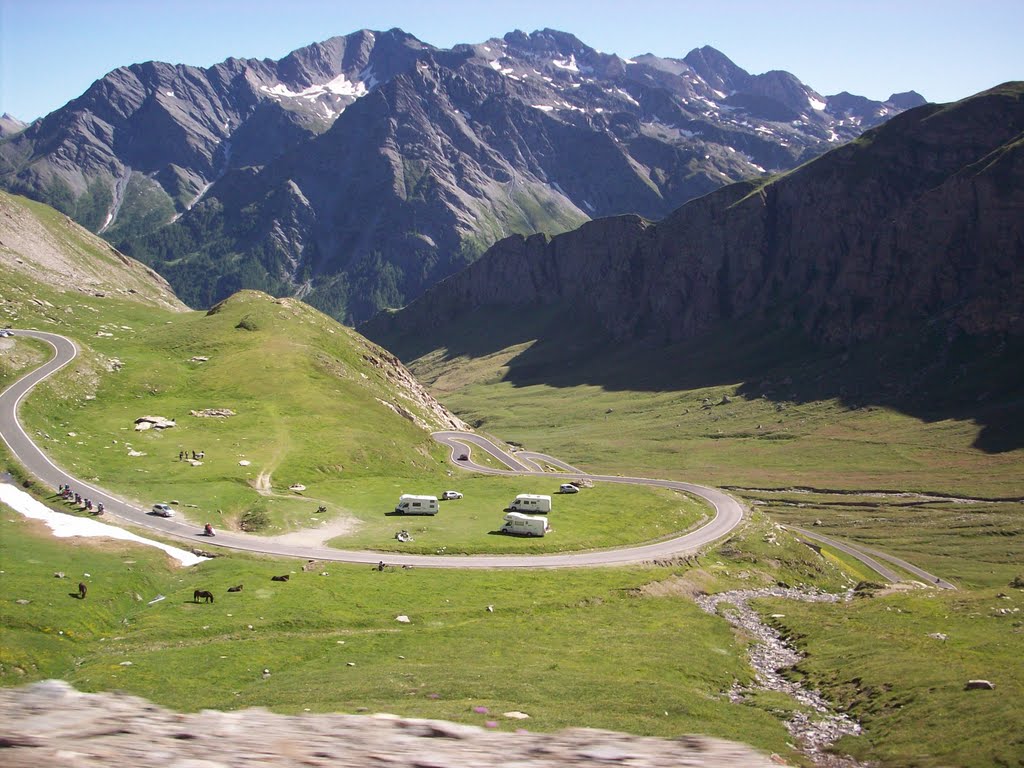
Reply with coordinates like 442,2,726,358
501,512,549,537
508,494,552,513
395,494,439,515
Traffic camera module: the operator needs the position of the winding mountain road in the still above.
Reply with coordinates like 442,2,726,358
0,330,743,568
1,330,952,585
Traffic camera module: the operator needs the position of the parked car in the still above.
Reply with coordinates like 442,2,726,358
0,330,13,337
441,490,464,500
151,503,174,517
457,453,468,461
559,483,580,494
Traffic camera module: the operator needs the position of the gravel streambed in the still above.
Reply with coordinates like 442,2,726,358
696,586,865,767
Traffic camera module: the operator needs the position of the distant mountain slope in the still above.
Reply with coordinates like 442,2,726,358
0,28,922,323
361,83,1024,447
0,190,185,312
0,114,27,138
364,83,1023,346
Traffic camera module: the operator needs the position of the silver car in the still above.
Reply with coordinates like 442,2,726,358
151,503,174,517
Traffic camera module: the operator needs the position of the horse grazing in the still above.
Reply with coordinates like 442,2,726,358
78,582,87,599
227,584,243,593
271,574,290,582
193,589,215,603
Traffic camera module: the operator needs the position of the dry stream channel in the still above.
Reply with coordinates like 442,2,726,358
696,586,865,767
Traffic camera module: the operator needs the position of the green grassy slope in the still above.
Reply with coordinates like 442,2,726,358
0,510,849,762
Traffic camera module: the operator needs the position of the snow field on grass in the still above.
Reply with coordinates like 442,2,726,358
0,483,207,566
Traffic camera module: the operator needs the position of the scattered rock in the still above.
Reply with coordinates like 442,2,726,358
238,460,251,466
395,615,411,623
927,632,948,641
127,449,146,457
134,416,176,431
54,572,65,579
15,599,30,605
289,484,306,492
190,408,235,418
189,356,209,363
503,711,530,719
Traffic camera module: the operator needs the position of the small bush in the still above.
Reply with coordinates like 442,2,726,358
853,580,884,596
240,508,270,531
236,314,260,331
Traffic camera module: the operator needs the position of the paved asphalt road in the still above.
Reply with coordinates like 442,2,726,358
1,330,953,585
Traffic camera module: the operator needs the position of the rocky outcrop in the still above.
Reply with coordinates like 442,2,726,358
0,680,784,767
363,83,1024,351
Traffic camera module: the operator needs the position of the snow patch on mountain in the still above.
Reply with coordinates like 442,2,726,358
552,55,579,72
260,73,369,102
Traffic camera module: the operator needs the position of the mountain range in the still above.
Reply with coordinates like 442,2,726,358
362,82,1024,451
0,28,923,323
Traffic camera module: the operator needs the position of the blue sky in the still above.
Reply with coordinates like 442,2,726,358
1,0,1021,121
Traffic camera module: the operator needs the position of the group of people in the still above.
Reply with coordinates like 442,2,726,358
178,450,206,461
57,484,103,514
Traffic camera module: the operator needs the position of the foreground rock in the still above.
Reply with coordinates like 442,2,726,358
0,680,784,767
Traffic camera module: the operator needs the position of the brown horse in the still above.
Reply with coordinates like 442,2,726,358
271,574,290,582
78,582,87,599
193,589,214,603
227,584,243,592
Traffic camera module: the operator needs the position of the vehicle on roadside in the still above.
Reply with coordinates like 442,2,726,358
441,490,463,500
558,483,579,494
0,330,13,337
395,494,439,515
500,512,549,537
151,503,174,517
457,453,468,461
508,493,552,513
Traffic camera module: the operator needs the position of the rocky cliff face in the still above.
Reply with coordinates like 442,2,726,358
362,83,1024,351
1,28,922,323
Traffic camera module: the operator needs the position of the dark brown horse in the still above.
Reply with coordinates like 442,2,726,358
78,582,87,599
271,574,290,582
193,589,214,603
227,584,243,592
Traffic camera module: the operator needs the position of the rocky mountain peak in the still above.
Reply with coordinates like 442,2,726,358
682,45,751,92
887,90,927,109
0,112,27,137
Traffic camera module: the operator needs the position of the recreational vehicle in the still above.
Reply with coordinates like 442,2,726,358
394,494,439,515
508,493,552,513
501,512,549,537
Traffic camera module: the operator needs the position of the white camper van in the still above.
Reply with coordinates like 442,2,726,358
501,512,549,537
395,494,439,515
508,494,552,513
